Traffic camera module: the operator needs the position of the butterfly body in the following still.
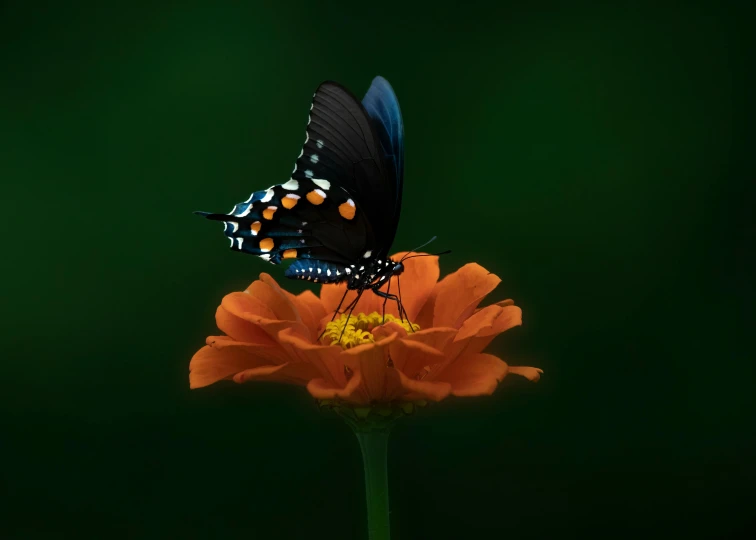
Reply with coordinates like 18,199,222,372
197,76,406,314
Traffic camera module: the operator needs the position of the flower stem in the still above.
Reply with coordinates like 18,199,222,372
354,427,391,540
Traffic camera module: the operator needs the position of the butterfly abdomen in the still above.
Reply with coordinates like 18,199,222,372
285,260,347,283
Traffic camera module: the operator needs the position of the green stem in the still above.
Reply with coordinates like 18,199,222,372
354,427,391,540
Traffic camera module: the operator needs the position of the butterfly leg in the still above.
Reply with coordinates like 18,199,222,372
396,276,416,332
337,288,365,343
380,278,392,324
371,287,415,333
318,287,356,342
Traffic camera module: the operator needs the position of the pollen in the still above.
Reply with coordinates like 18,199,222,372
321,312,421,349
283,248,297,259
338,199,356,220
306,189,326,205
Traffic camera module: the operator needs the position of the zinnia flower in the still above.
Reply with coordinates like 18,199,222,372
190,253,542,402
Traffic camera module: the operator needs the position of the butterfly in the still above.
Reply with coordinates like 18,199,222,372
196,76,422,326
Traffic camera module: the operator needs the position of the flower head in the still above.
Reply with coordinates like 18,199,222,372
190,253,542,404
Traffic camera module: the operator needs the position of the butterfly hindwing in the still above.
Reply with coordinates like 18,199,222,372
197,77,405,280
198,176,369,265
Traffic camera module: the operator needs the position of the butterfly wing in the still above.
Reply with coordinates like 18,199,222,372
361,76,404,250
197,80,397,269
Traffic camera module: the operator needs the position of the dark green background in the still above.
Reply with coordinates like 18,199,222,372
2,1,753,538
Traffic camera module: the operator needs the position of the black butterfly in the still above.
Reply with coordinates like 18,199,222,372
196,76,418,324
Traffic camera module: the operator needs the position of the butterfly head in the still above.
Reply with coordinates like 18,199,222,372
392,261,405,276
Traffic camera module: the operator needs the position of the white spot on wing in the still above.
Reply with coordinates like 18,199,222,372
363,251,372,258
229,237,234,247
261,189,275,203
238,205,253,218
317,268,321,274
345,268,351,274
327,269,331,276
313,188,326,199
316,139,324,149
346,198,355,207
282,179,299,190
312,179,330,190
304,170,313,178
310,154,319,163
226,222,239,233
259,253,271,261
236,238,243,249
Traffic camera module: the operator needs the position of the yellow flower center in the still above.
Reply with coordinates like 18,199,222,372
321,312,421,349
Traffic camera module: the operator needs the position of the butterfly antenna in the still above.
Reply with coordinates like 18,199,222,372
400,236,438,262
401,249,452,261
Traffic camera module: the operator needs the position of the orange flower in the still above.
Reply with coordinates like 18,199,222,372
190,253,542,404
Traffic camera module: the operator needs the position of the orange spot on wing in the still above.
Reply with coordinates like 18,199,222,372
262,206,277,220
306,190,325,205
282,195,299,209
339,199,356,220
259,238,274,252
283,249,297,259
250,221,262,235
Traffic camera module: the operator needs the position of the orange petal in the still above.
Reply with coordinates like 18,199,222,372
461,304,523,358
340,333,398,402
508,366,543,382
384,251,440,321
189,341,284,389
277,327,345,386
307,371,367,403
221,291,275,319
430,305,523,380
432,263,501,328
289,290,327,334
234,362,320,386
455,304,522,342
372,321,408,342
389,338,445,378
279,289,321,340
475,298,515,313
215,305,276,345
392,369,451,401
402,327,458,352
247,274,301,322
241,314,310,342
434,353,509,397
414,283,440,330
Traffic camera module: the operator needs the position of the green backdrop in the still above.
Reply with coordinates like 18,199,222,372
2,1,753,538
